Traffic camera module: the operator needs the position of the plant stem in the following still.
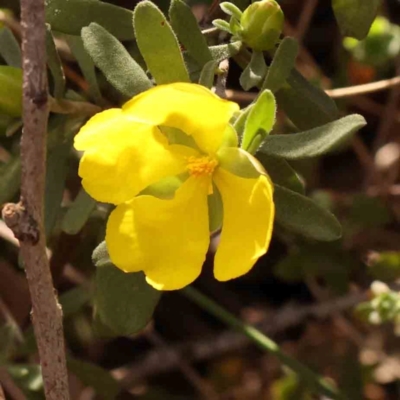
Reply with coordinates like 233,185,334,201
182,286,345,400
1,0,70,398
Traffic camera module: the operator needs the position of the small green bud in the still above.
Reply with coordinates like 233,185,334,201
240,0,284,51
0,66,22,117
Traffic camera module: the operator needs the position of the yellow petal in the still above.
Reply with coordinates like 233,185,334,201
213,167,274,281
76,113,194,204
106,175,211,290
123,83,239,154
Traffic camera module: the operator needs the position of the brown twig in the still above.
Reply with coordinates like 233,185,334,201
1,0,70,399
215,59,229,99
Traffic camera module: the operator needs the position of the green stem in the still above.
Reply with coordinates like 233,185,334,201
182,286,345,400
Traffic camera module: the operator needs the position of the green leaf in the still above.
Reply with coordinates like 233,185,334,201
262,36,298,93
134,1,190,84
274,185,342,241
7,364,43,394
66,35,102,104
59,286,92,316
333,0,381,40
220,2,243,20
45,0,134,40
169,0,212,67
67,357,120,399
239,50,267,91
0,66,22,117
260,114,366,159
209,41,242,62
46,25,65,99
233,104,253,138
82,23,152,97
0,157,21,204
199,59,218,88
208,184,223,233
257,153,304,194
276,69,338,130
242,89,276,152
44,139,72,236
212,19,232,34
368,251,400,282
62,189,97,235
93,242,161,336
0,27,21,67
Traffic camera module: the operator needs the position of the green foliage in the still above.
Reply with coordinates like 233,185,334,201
134,1,190,84
93,242,161,336
169,0,212,68
274,185,342,241
62,189,97,235
368,252,400,282
67,357,121,399
242,89,276,152
199,60,218,88
209,41,242,62
349,194,391,228
0,66,22,117
262,37,298,93
0,157,21,204
45,25,66,99
239,50,267,90
45,0,134,40
7,365,44,399
260,114,366,159
82,23,152,98
0,27,21,68
332,0,381,40
257,154,304,194
276,69,338,130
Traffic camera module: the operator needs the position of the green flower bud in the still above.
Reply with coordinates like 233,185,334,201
240,0,284,51
0,66,22,117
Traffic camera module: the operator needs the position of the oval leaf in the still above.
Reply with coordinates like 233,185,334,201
0,66,22,117
199,59,218,88
262,36,298,93
0,27,21,68
46,25,66,99
333,0,381,40
62,189,96,235
45,0,134,40
169,0,212,67
209,41,242,62
276,69,338,130
134,1,190,84
257,153,304,194
240,50,267,91
274,185,342,241
82,23,152,97
93,242,161,336
261,114,366,159
242,89,276,151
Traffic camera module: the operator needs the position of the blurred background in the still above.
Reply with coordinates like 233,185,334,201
2,0,400,399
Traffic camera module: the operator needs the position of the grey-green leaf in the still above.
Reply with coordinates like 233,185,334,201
82,23,152,97
209,41,242,62
199,60,218,88
257,153,304,194
276,69,338,130
0,27,21,68
93,242,161,336
67,357,120,400
242,89,276,151
46,25,66,99
45,0,134,40
66,35,102,104
262,36,298,93
240,50,267,91
274,185,342,241
261,114,366,159
0,157,21,205
61,189,96,235
169,0,212,67
134,1,190,84
332,0,381,40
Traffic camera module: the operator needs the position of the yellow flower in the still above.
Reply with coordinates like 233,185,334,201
74,83,275,290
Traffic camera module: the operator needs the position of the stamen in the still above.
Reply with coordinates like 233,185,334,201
186,156,218,177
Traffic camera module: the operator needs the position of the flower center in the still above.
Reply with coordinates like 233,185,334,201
186,156,218,177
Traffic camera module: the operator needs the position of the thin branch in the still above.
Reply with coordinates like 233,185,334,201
1,0,70,399
215,59,229,99
0,368,27,400
295,0,319,44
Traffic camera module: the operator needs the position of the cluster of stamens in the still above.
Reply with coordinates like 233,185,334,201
185,156,218,177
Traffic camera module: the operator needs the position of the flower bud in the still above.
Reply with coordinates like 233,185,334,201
0,66,22,117
240,0,284,52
